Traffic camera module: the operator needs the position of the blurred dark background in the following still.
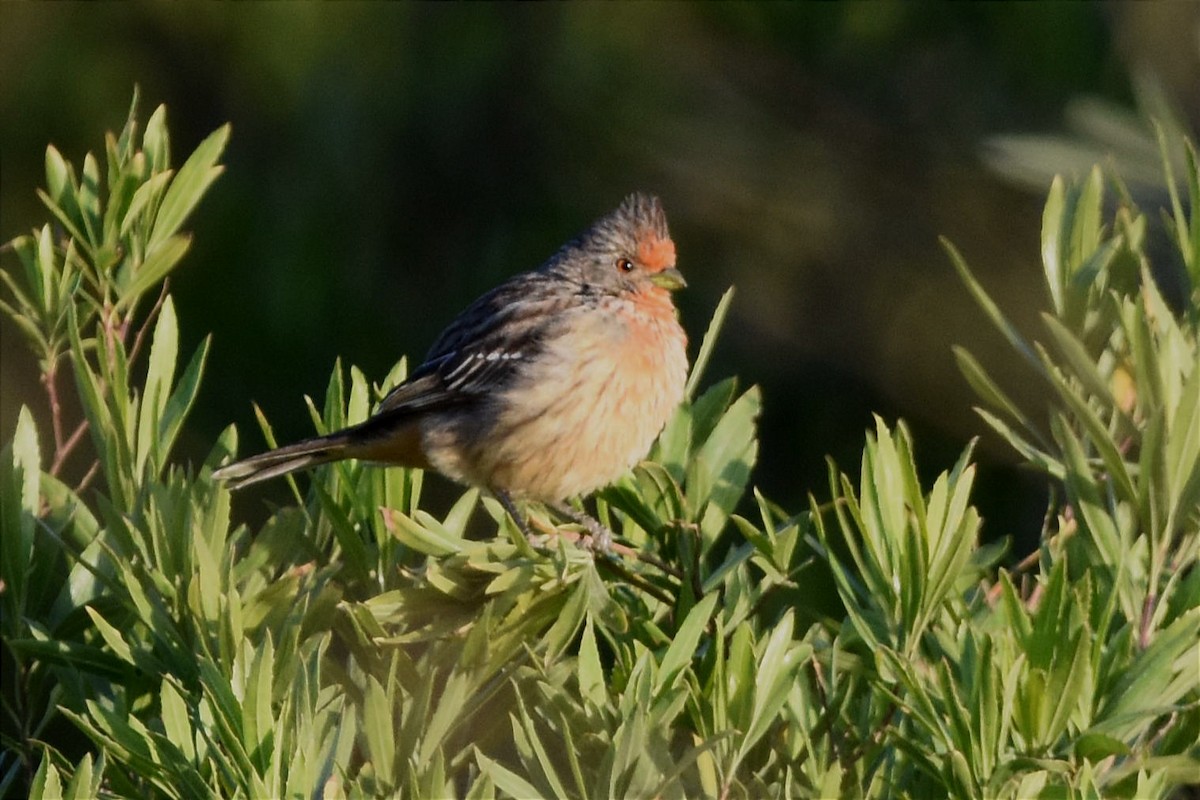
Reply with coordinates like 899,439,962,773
3,4,1198,553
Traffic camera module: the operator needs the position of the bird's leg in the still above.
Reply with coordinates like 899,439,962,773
550,501,613,553
495,491,614,553
495,490,539,540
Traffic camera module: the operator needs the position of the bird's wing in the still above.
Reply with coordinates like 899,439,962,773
374,272,569,416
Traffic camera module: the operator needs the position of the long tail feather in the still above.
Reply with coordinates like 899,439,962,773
212,411,428,491
211,431,353,490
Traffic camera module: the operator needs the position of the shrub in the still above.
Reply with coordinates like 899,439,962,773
2,92,1197,799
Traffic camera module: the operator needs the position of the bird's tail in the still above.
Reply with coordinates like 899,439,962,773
212,411,429,491
211,430,355,490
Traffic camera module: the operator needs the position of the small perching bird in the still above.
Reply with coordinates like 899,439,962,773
213,193,689,544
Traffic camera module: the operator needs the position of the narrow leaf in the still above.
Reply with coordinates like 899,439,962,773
151,123,230,247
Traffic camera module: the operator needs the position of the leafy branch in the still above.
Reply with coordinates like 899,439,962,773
2,94,1197,800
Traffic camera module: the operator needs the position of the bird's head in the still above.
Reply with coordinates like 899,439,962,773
552,193,686,296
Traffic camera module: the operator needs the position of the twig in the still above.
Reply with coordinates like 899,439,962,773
1138,592,1156,650
42,281,170,481
75,460,100,496
127,279,170,364
40,361,65,455
984,546,1042,606
530,521,678,605
50,420,91,476
594,554,675,606
632,547,682,581
41,353,94,478
544,500,684,580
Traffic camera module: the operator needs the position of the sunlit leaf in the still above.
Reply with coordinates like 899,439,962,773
136,296,179,476
150,122,230,248
120,234,191,308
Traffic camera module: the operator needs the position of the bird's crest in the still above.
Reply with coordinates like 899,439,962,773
620,192,675,273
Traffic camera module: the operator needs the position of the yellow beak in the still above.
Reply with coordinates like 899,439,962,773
649,267,687,291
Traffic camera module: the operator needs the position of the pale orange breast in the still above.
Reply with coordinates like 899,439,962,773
434,295,687,501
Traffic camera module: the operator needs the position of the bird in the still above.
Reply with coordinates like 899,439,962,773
212,192,689,547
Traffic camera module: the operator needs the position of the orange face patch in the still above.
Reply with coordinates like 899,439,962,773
637,235,676,273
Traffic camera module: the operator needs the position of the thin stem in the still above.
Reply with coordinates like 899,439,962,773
632,547,682,581
524,516,679,605
41,352,93,478
42,282,170,480
75,459,100,496
40,360,65,454
127,279,170,364
49,420,90,477
595,556,675,606
1138,591,1157,650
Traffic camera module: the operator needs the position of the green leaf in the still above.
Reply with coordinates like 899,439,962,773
1040,351,1137,506
952,345,1041,438
1165,357,1200,534
78,151,102,245
1156,122,1199,279
687,286,734,400
383,507,463,557
1073,732,1130,762
1042,629,1091,747
28,755,62,800
464,771,496,800
119,234,191,309
160,679,195,762
1055,415,1123,566
1040,314,1114,404
84,606,136,666
3,236,41,316
119,168,174,239
1098,607,1200,726
143,104,170,175
475,749,544,799
4,638,130,682
652,401,692,483
103,152,143,245
242,634,276,774
67,308,119,493
1,406,40,610
974,407,1065,479
738,612,802,765
442,487,480,537
577,616,607,708
689,376,737,451
656,592,717,693
361,676,395,789
44,143,74,210
36,223,55,313
136,296,179,476
1041,175,1067,315
944,237,1043,374
62,753,102,800
690,386,760,539
158,336,211,470
1070,166,1104,271
150,123,230,248
512,693,571,800
36,187,89,256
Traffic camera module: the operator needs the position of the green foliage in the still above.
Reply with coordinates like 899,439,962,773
2,93,1197,799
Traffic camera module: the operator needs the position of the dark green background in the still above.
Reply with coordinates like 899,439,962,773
3,4,1197,545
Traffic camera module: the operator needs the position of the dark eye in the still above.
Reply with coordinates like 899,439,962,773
616,257,634,273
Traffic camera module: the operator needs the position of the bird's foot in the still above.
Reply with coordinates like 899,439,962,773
550,501,614,553
494,492,616,554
